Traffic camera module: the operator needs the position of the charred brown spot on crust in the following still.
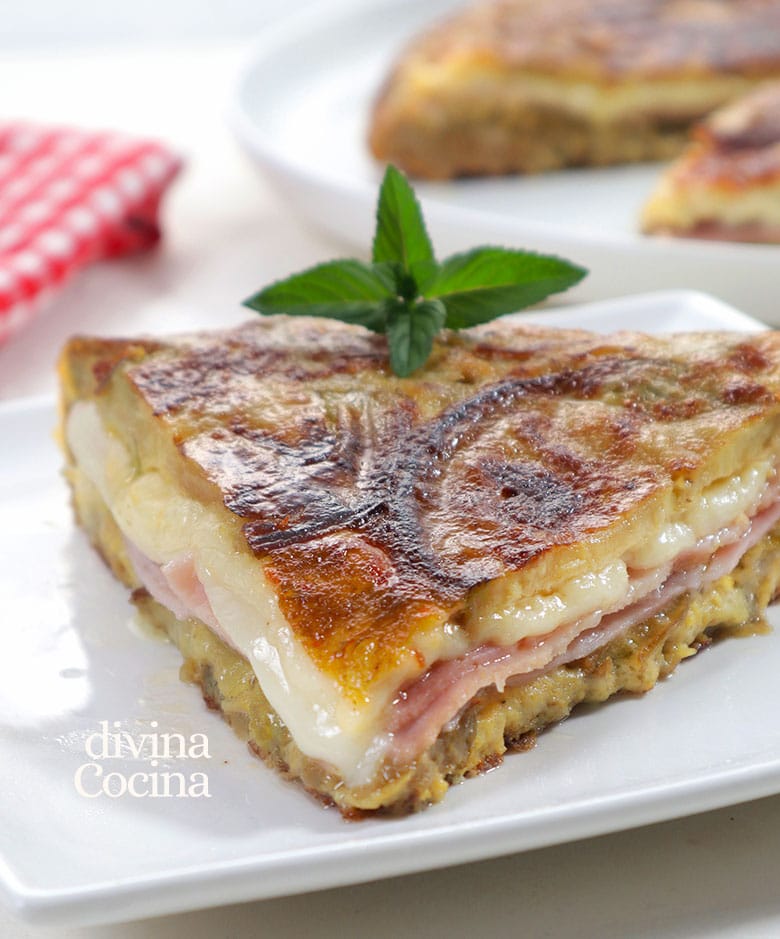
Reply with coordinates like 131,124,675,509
729,341,772,374
651,396,708,420
484,460,584,519
722,380,775,405
468,339,559,366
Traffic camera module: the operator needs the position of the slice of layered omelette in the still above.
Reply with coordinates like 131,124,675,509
642,81,780,242
59,316,780,815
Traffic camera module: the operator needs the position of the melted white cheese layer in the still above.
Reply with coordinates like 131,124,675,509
67,401,774,781
408,62,751,124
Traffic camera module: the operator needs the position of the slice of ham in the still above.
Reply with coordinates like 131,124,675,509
670,221,780,245
124,539,240,652
125,540,195,623
386,494,780,762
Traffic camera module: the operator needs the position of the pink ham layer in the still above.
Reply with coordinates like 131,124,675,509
124,540,236,651
387,492,780,762
657,221,780,244
124,481,780,770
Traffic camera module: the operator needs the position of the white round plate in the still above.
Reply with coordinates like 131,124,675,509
230,0,780,324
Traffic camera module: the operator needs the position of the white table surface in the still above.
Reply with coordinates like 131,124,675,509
2,36,780,939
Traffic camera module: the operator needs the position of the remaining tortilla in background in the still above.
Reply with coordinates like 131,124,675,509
642,80,780,242
368,0,780,179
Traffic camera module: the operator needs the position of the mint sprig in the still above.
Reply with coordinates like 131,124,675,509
244,166,587,377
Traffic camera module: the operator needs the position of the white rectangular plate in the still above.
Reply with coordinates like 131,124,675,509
230,0,780,323
3,291,780,928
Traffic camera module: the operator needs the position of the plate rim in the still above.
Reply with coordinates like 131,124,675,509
228,0,780,263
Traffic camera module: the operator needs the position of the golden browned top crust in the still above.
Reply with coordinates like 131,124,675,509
404,0,780,81
63,318,780,691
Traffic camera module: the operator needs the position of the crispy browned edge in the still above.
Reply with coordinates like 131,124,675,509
59,393,780,816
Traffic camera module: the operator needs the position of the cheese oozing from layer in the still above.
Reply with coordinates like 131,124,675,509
67,401,777,784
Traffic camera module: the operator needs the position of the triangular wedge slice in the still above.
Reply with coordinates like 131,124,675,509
59,316,780,816
642,81,780,242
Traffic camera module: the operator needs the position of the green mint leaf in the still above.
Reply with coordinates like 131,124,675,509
423,247,587,329
243,259,393,332
245,165,589,376
372,165,435,273
386,298,446,378
409,257,440,293
378,260,419,302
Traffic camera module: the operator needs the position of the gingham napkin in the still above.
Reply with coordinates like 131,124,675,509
0,122,182,344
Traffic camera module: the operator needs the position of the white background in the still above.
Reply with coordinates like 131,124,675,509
0,0,320,48
2,3,780,936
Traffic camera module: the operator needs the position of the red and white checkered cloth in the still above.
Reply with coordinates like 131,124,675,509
0,122,182,345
